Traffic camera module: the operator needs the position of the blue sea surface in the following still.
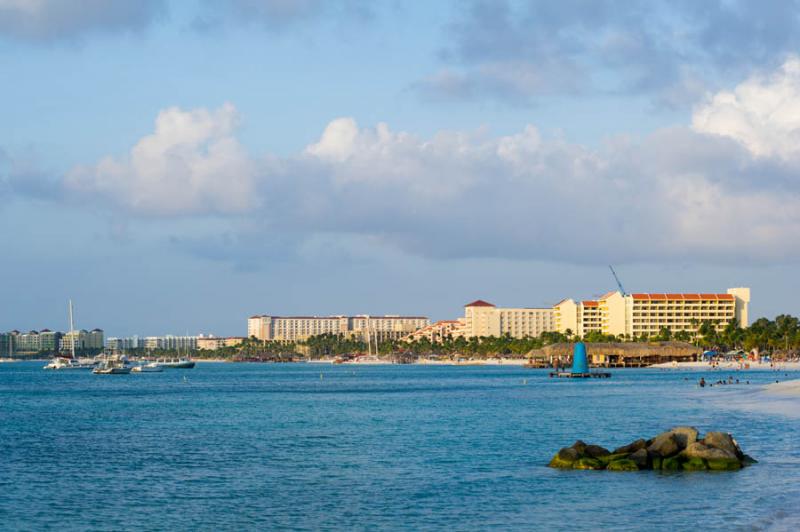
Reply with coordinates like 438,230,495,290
1,362,799,531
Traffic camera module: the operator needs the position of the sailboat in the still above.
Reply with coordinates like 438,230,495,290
43,300,95,370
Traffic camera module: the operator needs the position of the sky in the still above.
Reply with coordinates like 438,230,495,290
3,0,800,337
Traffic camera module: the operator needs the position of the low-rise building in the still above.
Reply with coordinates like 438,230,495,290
197,336,245,350
461,300,555,339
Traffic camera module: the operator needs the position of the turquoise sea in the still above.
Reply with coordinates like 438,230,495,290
1,362,799,531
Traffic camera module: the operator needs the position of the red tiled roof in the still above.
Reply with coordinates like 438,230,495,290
581,300,599,307
465,300,496,307
631,293,735,301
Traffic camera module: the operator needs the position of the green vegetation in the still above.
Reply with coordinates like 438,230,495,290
102,313,800,362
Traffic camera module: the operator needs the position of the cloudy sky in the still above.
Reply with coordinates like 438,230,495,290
3,0,800,336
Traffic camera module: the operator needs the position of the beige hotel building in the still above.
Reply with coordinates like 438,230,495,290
247,315,430,342
554,287,750,338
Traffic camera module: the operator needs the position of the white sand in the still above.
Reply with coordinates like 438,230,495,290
649,360,800,370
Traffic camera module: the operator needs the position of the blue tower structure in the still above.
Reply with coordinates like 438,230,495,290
571,342,589,374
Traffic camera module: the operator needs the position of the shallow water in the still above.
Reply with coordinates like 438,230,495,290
1,362,798,531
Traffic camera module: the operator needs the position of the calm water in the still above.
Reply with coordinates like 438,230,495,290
1,362,799,531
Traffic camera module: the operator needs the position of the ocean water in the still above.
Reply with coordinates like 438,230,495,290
1,362,799,531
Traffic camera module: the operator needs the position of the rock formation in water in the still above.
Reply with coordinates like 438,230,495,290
548,427,757,472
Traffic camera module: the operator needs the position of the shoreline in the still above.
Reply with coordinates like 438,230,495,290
649,360,800,370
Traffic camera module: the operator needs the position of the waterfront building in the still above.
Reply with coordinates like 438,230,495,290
553,287,751,338
59,329,104,353
38,330,61,352
247,315,429,342
403,320,466,343
143,335,197,351
106,336,141,351
461,300,555,339
0,332,13,356
14,330,41,353
197,336,245,350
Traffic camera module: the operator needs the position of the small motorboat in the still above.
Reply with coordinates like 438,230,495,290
132,362,163,373
157,358,195,369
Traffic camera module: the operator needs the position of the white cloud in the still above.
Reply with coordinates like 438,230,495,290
56,59,800,265
693,56,800,158
65,103,257,216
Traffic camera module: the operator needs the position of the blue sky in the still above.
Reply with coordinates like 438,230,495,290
3,0,800,336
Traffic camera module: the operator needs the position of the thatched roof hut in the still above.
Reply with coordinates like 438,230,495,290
527,341,699,367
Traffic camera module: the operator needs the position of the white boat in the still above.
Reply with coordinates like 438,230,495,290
132,362,163,373
156,358,195,369
43,357,95,370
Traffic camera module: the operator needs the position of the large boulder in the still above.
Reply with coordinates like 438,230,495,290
661,455,683,471
630,448,649,469
549,447,580,468
584,445,610,459
647,432,680,457
684,442,737,461
668,426,699,449
570,440,588,455
703,432,741,457
612,439,647,454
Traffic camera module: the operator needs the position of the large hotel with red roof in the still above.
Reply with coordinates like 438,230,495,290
407,288,750,342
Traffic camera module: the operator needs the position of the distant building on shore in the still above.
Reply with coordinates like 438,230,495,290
462,300,555,338
554,287,750,338
197,336,245,350
142,335,197,351
59,329,104,353
247,315,430,342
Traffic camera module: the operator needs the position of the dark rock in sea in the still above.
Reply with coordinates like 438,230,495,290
647,432,679,457
547,428,754,472
630,448,649,469
612,439,646,454
584,445,610,458
703,432,740,457
668,426,698,448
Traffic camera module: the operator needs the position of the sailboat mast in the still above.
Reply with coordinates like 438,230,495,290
68,299,76,359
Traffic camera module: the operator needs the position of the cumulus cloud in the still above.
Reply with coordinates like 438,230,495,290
693,56,800,159
0,0,164,42
65,103,257,216
418,0,800,105
57,59,800,265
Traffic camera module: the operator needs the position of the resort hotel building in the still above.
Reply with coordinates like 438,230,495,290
247,315,430,342
553,288,750,338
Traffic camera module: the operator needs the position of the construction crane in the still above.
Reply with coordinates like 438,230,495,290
609,265,627,296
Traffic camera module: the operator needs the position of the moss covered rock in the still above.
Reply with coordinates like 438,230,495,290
607,459,639,471
682,457,708,471
707,458,742,471
574,457,604,470
597,452,629,466
661,455,683,471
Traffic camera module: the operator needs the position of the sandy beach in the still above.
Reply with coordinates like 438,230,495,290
649,360,800,370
